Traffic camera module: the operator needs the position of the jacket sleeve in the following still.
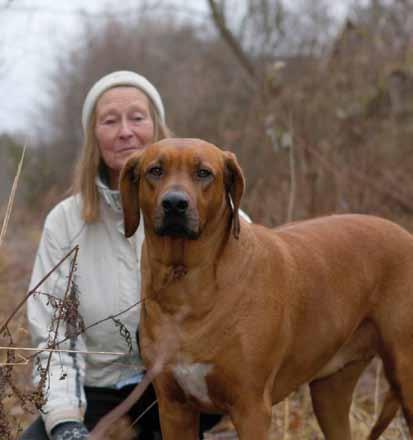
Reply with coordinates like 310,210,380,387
27,210,87,437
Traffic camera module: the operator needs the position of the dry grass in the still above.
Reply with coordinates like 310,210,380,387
268,372,409,439
205,367,410,439
0,217,39,437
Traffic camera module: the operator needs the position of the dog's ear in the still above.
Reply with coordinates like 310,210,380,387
120,151,143,238
224,151,245,239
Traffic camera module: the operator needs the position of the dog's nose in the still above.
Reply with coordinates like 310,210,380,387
161,192,189,215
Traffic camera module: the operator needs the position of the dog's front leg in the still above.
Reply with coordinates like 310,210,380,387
157,396,199,440
230,398,272,440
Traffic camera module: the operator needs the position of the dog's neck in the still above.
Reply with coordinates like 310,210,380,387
140,204,249,311
141,229,256,320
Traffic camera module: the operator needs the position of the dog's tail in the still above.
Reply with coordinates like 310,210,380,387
368,388,400,439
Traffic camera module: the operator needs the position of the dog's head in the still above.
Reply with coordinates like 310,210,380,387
120,138,245,240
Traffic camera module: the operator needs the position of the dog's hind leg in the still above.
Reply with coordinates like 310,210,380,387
376,300,413,436
368,388,399,440
310,359,369,440
381,345,413,436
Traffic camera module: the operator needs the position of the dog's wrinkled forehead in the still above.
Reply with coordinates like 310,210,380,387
142,138,224,168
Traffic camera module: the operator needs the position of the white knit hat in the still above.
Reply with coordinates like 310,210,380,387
81,70,166,133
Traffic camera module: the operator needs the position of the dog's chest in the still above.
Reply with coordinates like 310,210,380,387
172,363,214,405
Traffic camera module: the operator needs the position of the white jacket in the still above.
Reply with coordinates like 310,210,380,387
27,180,145,436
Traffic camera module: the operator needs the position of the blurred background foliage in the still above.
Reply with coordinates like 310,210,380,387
2,0,413,228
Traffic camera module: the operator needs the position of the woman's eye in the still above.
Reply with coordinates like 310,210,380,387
103,119,116,125
148,166,163,177
197,169,212,179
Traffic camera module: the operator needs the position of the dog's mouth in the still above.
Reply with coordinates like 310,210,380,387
154,213,199,240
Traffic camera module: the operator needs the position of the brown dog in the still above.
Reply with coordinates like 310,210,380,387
118,138,413,439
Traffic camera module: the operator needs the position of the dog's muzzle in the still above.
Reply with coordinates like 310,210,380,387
155,191,199,239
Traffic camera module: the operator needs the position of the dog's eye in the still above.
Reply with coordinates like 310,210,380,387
148,166,163,177
197,169,212,179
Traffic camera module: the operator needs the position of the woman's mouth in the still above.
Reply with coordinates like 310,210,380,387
117,146,138,153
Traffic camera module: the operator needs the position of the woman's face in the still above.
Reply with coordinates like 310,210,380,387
95,86,155,188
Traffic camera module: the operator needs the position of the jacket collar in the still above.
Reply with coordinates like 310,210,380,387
96,175,122,214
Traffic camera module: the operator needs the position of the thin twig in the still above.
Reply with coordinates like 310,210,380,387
53,299,144,348
0,346,127,357
374,359,382,418
286,113,296,223
1,352,29,366
1,360,29,366
33,290,63,301
10,297,144,367
0,142,27,249
130,399,158,426
283,397,289,440
44,246,79,373
0,245,79,334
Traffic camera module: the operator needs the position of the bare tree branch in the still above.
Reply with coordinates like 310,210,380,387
206,0,257,81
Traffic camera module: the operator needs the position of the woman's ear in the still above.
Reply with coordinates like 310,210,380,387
120,151,143,237
223,151,245,239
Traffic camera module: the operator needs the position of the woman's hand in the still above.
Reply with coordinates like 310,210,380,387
51,421,89,440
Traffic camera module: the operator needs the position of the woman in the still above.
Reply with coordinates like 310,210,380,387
21,71,221,440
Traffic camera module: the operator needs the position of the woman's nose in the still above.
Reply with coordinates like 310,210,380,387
119,119,133,139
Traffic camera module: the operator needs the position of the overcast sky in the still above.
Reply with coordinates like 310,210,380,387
0,0,352,137
0,0,212,136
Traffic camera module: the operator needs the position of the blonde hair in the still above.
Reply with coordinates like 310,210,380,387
72,97,172,223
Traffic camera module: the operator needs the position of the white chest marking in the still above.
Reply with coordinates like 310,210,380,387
172,363,213,405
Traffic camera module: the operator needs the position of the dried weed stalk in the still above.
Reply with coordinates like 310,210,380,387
0,144,26,249
0,243,144,439
0,246,79,438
